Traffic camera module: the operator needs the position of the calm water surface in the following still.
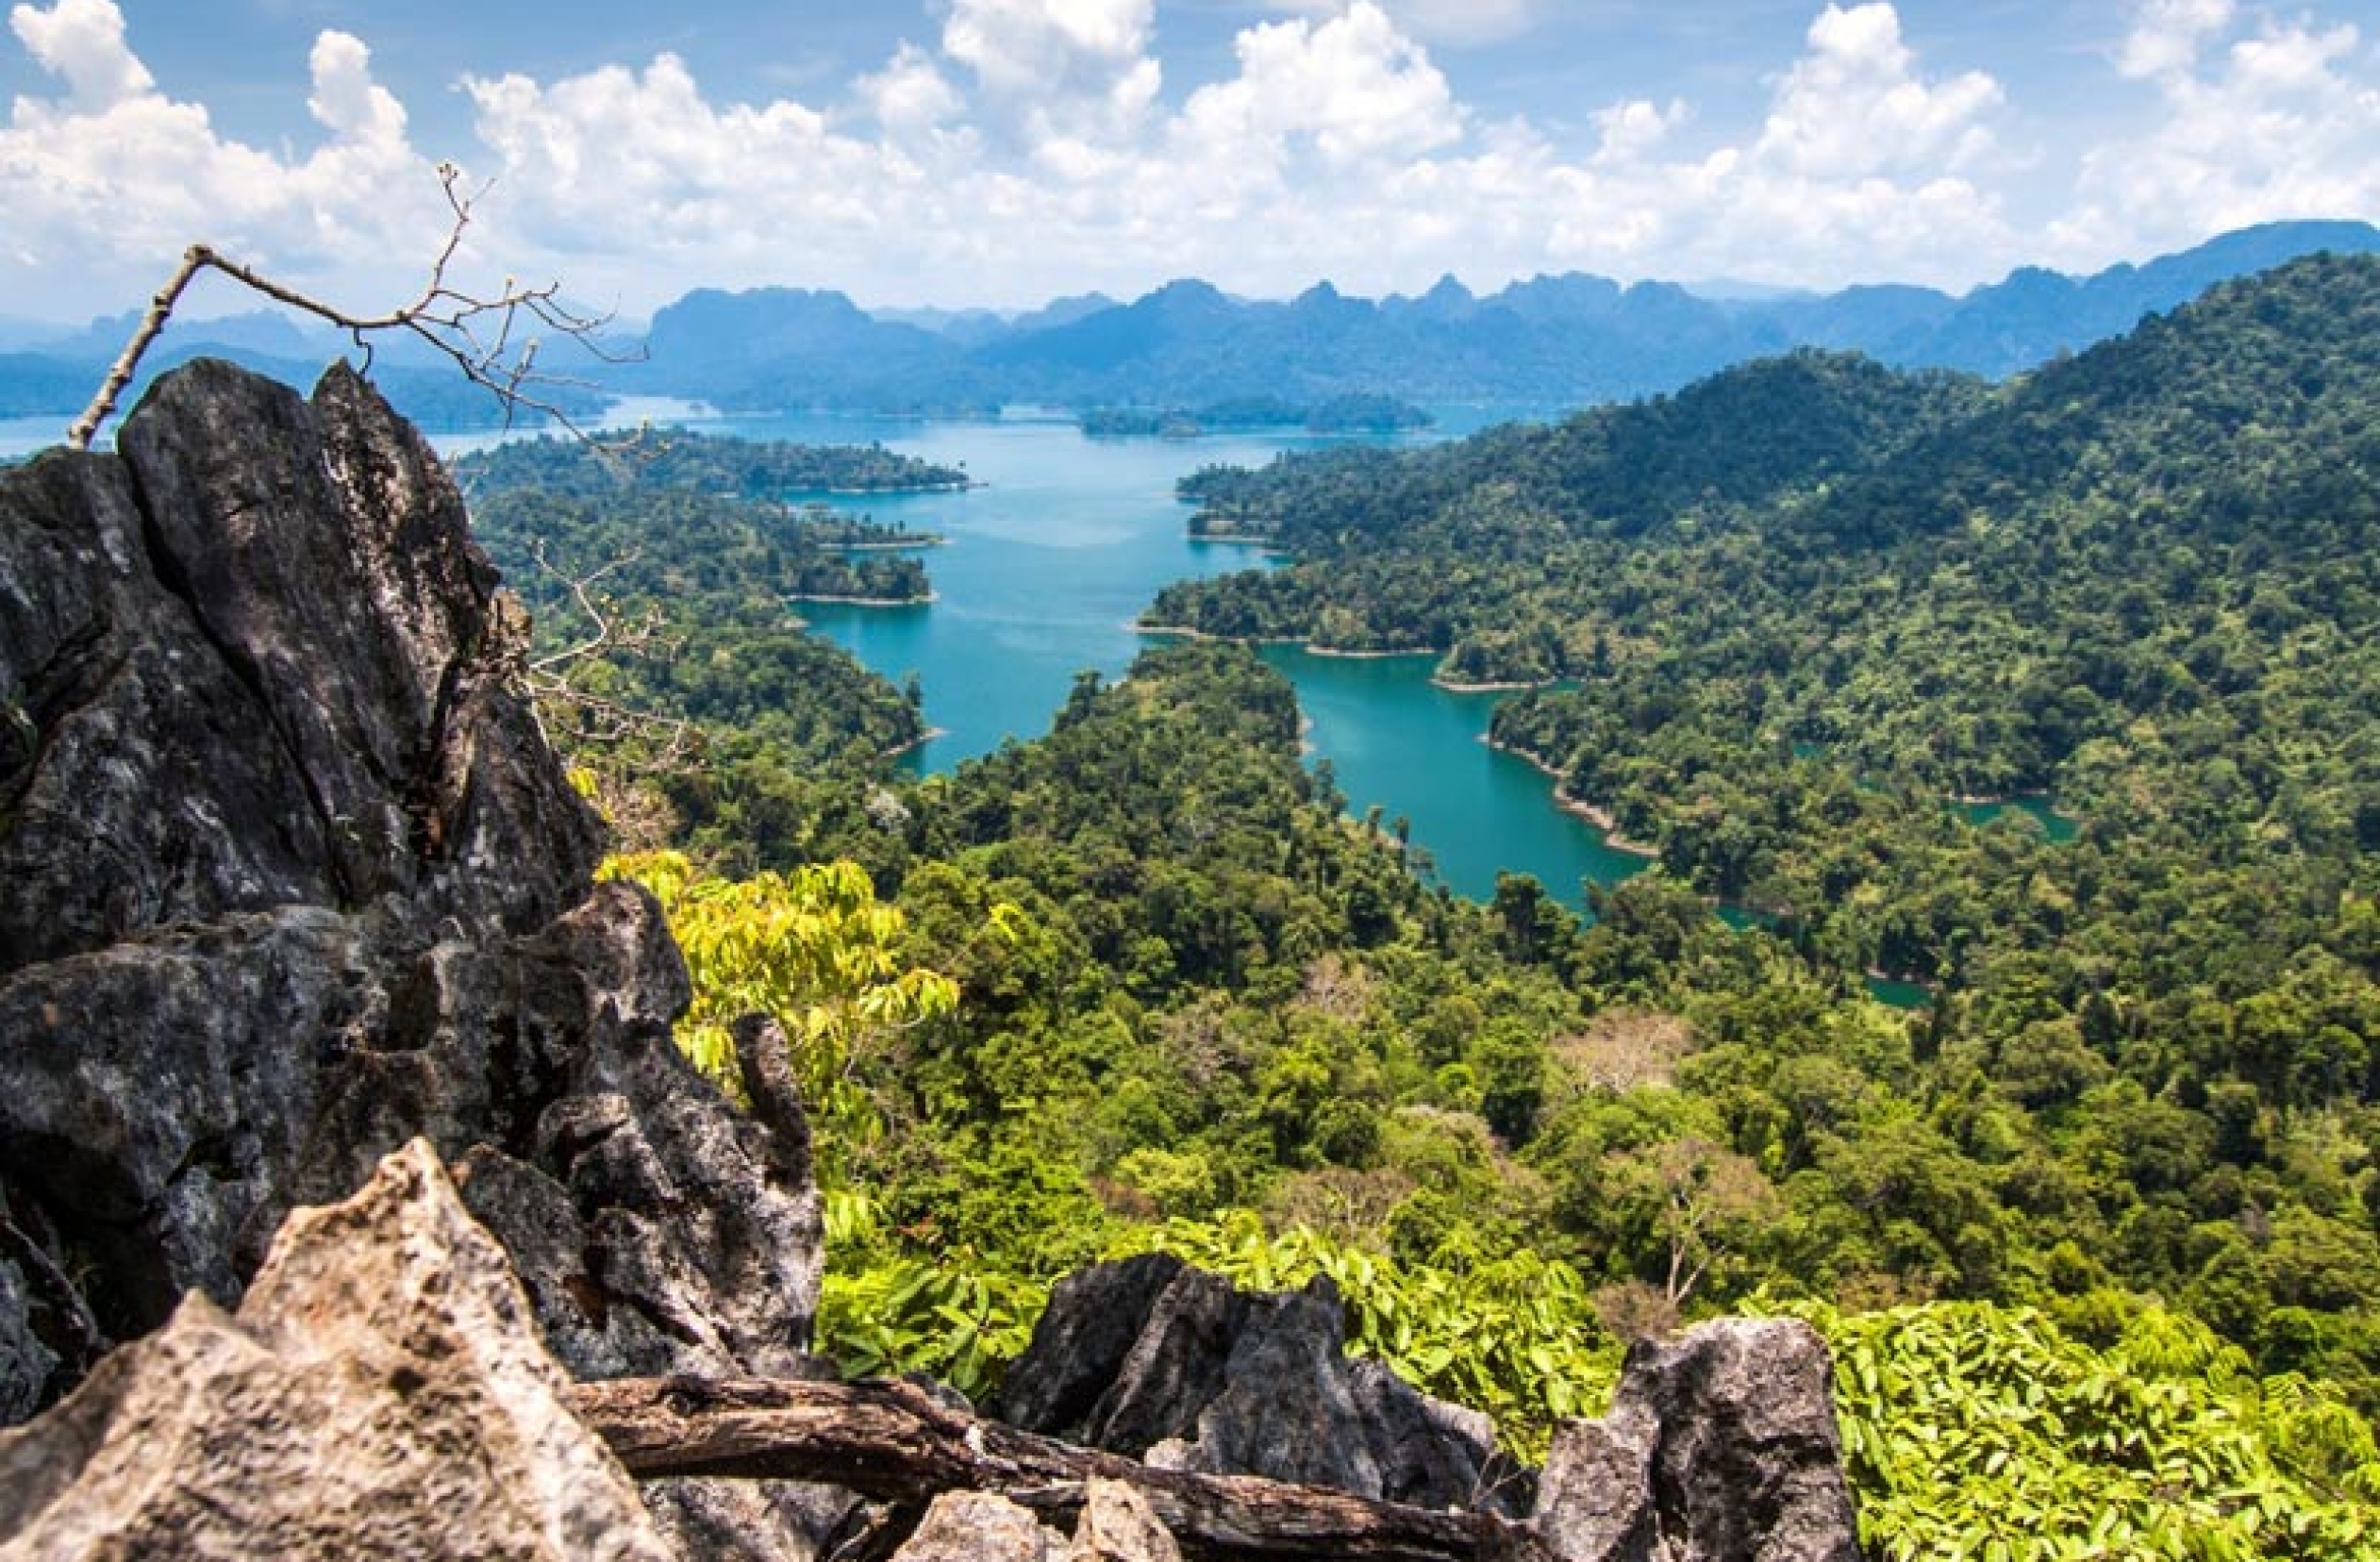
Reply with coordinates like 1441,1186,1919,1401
659,407,1648,911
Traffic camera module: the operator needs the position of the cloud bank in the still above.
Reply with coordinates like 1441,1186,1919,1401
2,0,2375,319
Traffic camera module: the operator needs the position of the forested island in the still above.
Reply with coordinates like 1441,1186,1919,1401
458,426,971,499
1081,393,1433,439
452,433,935,847
502,254,2380,1560
789,503,945,551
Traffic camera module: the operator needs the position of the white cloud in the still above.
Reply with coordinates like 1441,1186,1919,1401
9,0,150,112
2055,4,2380,264
1176,3,1463,170
857,42,962,141
941,0,1160,149
4,0,2376,324
1753,3,2002,178
2117,0,2236,79
0,1,441,314
1279,0,1538,48
1591,99,1687,165
307,30,407,146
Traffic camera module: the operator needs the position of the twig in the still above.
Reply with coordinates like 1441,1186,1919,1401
67,164,640,451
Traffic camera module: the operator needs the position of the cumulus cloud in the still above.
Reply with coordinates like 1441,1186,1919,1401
1279,0,1538,48
1,0,441,311
1753,3,2002,178
941,0,1160,150
6,0,2377,322
2055,2,2380,264
9,0,150,112
2117,0,2236,80
1175,3,1463,171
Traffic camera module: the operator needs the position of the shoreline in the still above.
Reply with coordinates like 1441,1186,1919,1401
790,590,940,608
1484,734,1661,857
880,726,949,763
1133,623,1435,660
1432,674,1556,693
1188,532,1287,551
811,538,950,553
1135,622,1307,647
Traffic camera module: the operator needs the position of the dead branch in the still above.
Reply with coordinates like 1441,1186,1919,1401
499,542,700,771
67,163,638,451
569,1375,1520,1562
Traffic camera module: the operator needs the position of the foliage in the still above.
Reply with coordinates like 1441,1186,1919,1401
1799,1297,2380,1561
460,434,932,858
600,850,957,1162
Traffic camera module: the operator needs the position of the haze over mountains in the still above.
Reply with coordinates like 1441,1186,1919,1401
4,220,2374,428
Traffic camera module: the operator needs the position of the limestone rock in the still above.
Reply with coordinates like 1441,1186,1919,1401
992,1257,1528,1519
1532,1319,1863,1562
890,1491,1053,1562
0,1140,673,1561
1066,1480,1182,1562
879,1482,1181,1562
0,361,831,1561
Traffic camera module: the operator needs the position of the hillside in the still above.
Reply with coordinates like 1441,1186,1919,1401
618,219,2380,411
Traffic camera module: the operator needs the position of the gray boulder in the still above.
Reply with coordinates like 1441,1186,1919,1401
1532,1318,1863,1562
991,1256,1528,1518
0,1139,674,1561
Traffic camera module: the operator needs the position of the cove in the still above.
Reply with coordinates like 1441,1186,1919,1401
623,407,1651,917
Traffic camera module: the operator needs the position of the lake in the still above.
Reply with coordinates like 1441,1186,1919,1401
0,396,2015,955
675,407,1655,912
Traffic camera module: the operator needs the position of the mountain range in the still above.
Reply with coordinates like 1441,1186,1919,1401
3,220,2374,430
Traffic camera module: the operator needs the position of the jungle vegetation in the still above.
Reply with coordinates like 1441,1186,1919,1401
489,258,2380,1559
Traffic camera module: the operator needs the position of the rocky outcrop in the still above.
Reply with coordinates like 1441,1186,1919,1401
0,362,827,1558
1531,1319,1863,1562
0,1139,674,1561
990,1254,1528,1519
883,1482,1180,1562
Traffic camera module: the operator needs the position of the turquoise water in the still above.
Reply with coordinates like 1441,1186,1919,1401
653,407,1655,914
1957,795,2081,842
1252,645,1654,906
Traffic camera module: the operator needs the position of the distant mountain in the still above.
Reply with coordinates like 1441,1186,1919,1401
3,220,2372,426
613,220,2379,413
1794,219,2380,375
626,287,990,411
33,308,341,363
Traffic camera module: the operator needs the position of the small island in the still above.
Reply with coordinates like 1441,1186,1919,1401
454,426,973,500
1081,393,1433,440
787,503,947,552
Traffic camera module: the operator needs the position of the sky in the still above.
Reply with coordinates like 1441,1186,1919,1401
1,0,2376,324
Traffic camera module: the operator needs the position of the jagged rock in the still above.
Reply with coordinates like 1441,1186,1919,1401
0,1262,53,1427
1066,1480,1181,1562
1531,1405,1663,1562
992,1257,1528,1519
0,361,831,1561
1183,1276,1386,1496
1532,1319,1863,1562
980,1251,1174,1433
0,1139,674,1561
879,1481,1180,1562
890,1491,1053,1562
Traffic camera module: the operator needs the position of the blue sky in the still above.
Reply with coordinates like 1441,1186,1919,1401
3,0,2376,323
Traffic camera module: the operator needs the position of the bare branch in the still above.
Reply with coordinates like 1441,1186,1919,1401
499,546,701,773
67,163,641,451
569,1375,1515,1562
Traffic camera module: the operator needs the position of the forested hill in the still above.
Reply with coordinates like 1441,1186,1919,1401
1178,349,1985,551
1152,251,2380,700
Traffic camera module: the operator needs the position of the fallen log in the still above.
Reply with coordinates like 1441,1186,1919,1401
569,1374,1530,1562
